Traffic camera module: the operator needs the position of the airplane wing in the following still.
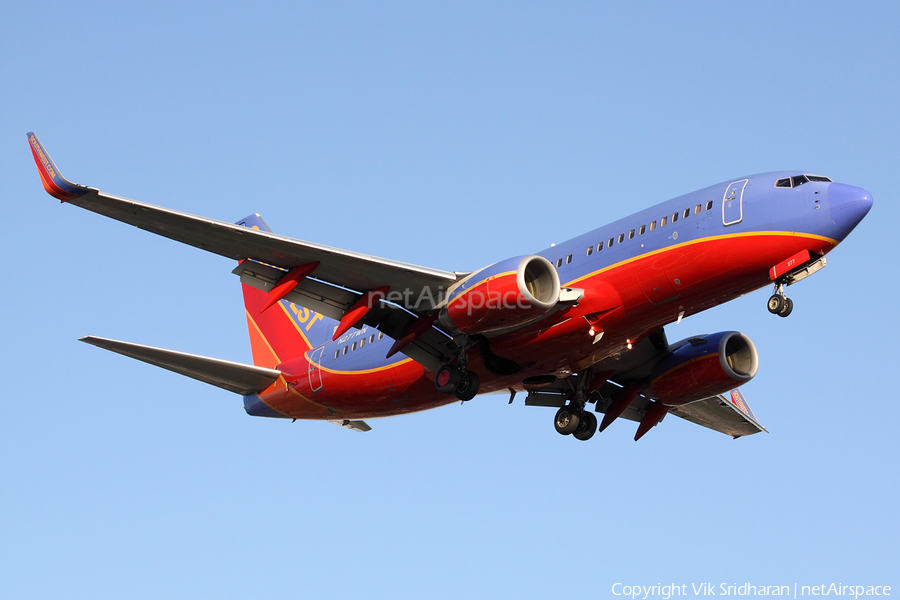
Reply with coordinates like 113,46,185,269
523,328,767,438
667,389,767,438
80,336,281,395
29,132,464,372
27,132,459,309
527,378,766,438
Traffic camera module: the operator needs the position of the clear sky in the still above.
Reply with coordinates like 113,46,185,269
2,2,897,598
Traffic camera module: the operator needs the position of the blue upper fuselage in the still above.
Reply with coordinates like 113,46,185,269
306,171,872,375
537,171,873,286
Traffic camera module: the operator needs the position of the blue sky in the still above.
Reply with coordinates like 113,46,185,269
2,2,897,598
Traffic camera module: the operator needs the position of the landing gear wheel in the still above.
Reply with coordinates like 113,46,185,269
778,297,793,318
454,371,480,402
554,406,581,435
435,364,461,394
767,294,785,314
573,411,598,441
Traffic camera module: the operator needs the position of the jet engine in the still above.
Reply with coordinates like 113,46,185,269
647,331,759,406
439,255,560,334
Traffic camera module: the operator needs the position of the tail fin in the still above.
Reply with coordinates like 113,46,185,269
236,214,337,368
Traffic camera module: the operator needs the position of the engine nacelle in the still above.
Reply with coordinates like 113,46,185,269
439,255,560,334
648,331,759,406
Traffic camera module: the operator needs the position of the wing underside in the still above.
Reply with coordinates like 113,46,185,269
29,132,463,371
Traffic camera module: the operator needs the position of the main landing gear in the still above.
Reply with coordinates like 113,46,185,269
767,283,793,318
555,405,598,441
553,369,598,442
435,342,481,402
435,364,480,401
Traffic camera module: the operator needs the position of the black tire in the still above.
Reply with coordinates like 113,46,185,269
574,411,598,441
767,295,784,314
554,406,581,435
435,364,461,394
778,297,793,318
454,371,480,402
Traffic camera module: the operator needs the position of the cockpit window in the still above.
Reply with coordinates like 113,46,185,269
775,175,833,188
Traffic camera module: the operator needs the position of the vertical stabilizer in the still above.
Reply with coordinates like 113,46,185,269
236,214,337,368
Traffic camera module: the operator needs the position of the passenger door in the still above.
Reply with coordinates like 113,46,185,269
308,346,325,393
722,179,747,226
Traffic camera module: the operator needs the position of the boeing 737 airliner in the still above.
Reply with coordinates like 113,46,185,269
28,132,873,441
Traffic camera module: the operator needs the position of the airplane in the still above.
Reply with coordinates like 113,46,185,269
27,132,873,441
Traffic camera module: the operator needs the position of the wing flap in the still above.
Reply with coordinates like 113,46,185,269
27,134,458,310
235,259,456,372
80,336,281,395
330,419,373,432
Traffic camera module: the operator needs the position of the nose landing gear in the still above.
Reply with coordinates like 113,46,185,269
767,283,793,318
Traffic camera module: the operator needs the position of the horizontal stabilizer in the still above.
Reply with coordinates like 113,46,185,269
80,336,281,395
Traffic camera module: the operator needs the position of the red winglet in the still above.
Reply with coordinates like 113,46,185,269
26,132,91,202
333,286,390,340
261,262,320,312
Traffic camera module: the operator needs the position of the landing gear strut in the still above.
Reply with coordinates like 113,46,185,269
767,283,793,318
553,370,598,441
434,339,481,401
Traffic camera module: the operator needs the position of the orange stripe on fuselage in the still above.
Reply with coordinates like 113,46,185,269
563,231,836,289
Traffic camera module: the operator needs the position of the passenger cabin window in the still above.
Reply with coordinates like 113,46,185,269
650,220,657,231
586,245,593,256
334,350,339,359
566,254,572,264
706,200,713,210
608,237,614,248
342,346,348,355
694,204,701,214
556,258,563,268
359,338,365,348
672,212,678,223
378,332,384,340
661,216,667,226
683,208,689,219
629,229,635,239
618,233,625,243
597,242,603,252
640,224,646,235
369,334,375,344
351,342,356,351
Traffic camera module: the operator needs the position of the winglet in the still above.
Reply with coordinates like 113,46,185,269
26,132,92,202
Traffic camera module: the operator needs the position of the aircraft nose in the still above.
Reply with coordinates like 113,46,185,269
827,183,873,237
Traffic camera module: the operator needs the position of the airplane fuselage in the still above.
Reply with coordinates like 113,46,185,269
244,171,872,421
